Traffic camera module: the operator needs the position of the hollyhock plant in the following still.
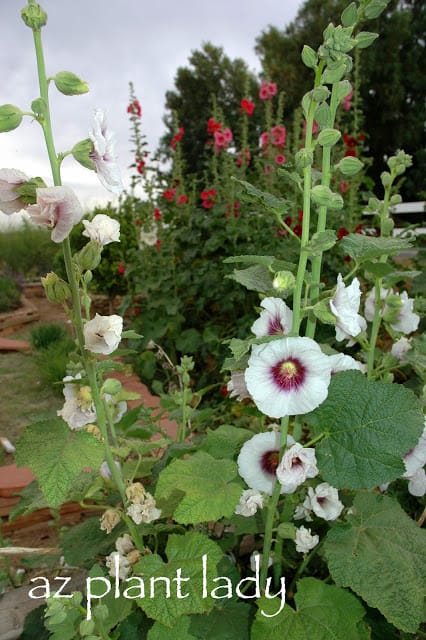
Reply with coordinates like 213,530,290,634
89,108,123,194
162,187,176,202
244,337,332,418
27,185,83,243
82,213,120,246
275,154,286,165
237,431,295,495
276,443,319,493
329,274,367,342
171,126,184,149
140,229,158,246
295,526,319,554
177,194,188,205
251,297,293,337
0,167,29,214
304,483,344,521
234,489,264,516
83,313,123,355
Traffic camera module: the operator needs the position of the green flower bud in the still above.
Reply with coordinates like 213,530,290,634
277,522,297,540
380,171,392,188
312,85,330,102
41,272,71,304
311,185,344,210
0,104,23,132
101,378,122,396
295,148,314,170
21,2,47,30
75,241,102,271
317,128,341,147
341,2,358,27
385,294,403,310
72,138,96,171
53,71,89,96
272,270,296,292
337,156,364,176
390,194,402,206
355,31,379,49
301,45,318,69
382,218,394,236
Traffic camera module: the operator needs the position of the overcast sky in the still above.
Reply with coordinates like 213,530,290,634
1,0,304,225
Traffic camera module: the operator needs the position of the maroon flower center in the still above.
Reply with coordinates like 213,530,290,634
271,357,306,391
267,315,284,335
260,450,279,476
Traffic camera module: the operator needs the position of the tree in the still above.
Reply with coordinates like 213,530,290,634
255,0,426,200
159,43,259,179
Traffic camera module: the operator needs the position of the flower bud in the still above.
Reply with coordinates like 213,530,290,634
21,2,47,30
337,156,364,176
72,139,96,171
317,128,341,147
101,378,122,396
41,272,71,304
277,522,297,539
0,104,23,133
53,71,89,96
75,240,102,271
301,45,318,69
272,270,295,292
295,148,314,170
380,171,392,188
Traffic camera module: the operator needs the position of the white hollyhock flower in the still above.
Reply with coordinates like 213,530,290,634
329,274,367,341
84,313,123,355
250,550,273,572
89,109,123,194
227,371,251,401
99,460,121,479
140,229,158,247
234,489,264,516
293,503,313,522
251,297,293,337
364,287,389,322
0,168,29,214
304,483,344,521
295,526,319,554
276,443,319,493
390,291,420,334
27,186,83,243
115,533,135,556
245,337,332,418
82,213,120,245
126,493,162,524
403,425,426,497
237,431,294,496
57,374,97,430
105,552,131,579
391,336,412,363
328,353,366,375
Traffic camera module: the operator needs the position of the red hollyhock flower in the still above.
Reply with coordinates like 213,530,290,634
154,208,162,220
284,216,293,227
177,194,188,205
171,127,184,149
118,262,125,275
293,224,303,237
136,159,145,174
207,117,222,134
340,180,349,193
298,210,304,222
240,99,255,115
337,226,350,240
343,132,358,148
135,218,141,226
344,149,357,157
201,188,216,209
133,307,140,316
162,187,176,202
155,239,161,251
127,100,141,117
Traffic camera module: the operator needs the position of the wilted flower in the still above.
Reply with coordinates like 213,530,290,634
234,489,264,516
83,313,123,355
0,168,29,215
227,370,251,401
57,373,97,430
389,291,420,334
304,483,344,521
244,337,332,418
100,508,121,534
293,503,313,522
27,186,83,243
82,213,120,245
99,460,121,479
276,443,319,493
115,533,135,556
329,274,366,342
126,494,162,524
89,109,123,194
295,526,319,553
105,552,131,579
251,297,293,338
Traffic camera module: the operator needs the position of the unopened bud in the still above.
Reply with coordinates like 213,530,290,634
41,272,71,304
75,240,102,271
272,270,296,292
101,378,122,396
21,2,47,30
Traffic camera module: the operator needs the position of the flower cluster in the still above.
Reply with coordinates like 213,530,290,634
105,534,140,580
259,80,277,100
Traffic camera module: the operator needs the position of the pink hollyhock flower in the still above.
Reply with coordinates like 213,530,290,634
237,431,294,495
240,99,255,115
89,109,123,194
0,168,29,215
84,313,123,355
276,443,319,493
260,132,270,148
304,483,344,521
329,274,367,342
251,297,293,337
270,125,286,146
259,80,277,100
27,186,83,243
275,154,286,165
245,337,331,418
342,90,353,111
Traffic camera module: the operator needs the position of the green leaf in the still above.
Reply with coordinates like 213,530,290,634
362,261,395,277
0,103,23,132
53,71,89,95
122,329,143,339
15,419,104,508
134,531,224,627
190,601,252,639
155,451,242,524
8,480,47,521
251,578,368,640
364,0,390,20
62,518,120,566
324,493,426,633
147,616,197,639
200,424,253,459
306,371,424,489
232,178,291,215
340,233,414,262
311,185,344,210
356,31,379,49
341,2,358,27
227,264,274,293
304,230,337,256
